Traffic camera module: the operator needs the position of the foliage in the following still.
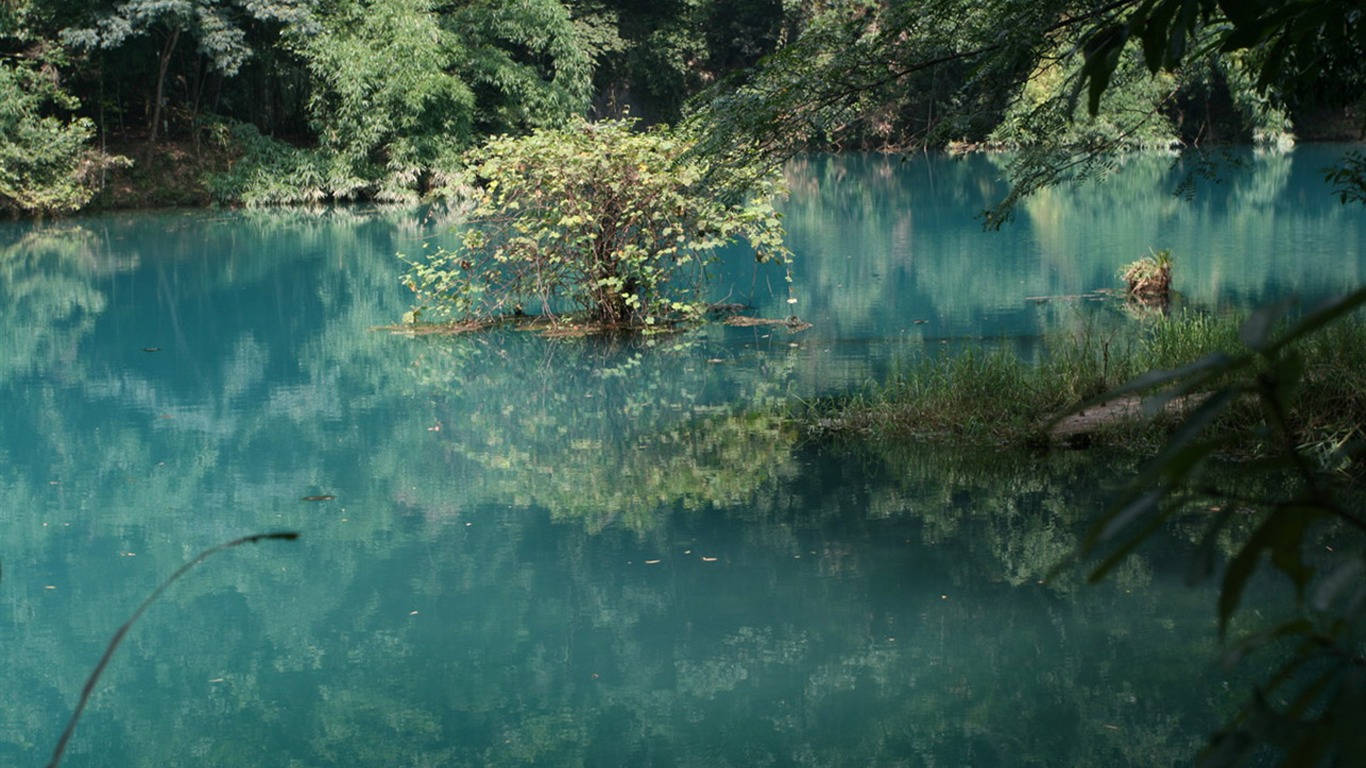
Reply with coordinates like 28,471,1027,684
1326,151,1366,207
1120,247,1173,302
691,0,1362,225
402,118,790,327
988,24,1189,152
1074,0,1366,120
221,0,594,204
688,0,1059,163
58,0,316,76
0,42,122,214
4,0,1353,214
586,0,789,123
449,0,594,134
59,0,319,145
202,121,371,205
1070,289,1366,766
285,0,472,201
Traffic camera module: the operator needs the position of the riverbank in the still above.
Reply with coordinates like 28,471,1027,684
74,119,1364,213
84,137,235,209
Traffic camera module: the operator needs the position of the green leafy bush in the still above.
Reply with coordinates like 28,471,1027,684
402,118,791,328
0,55,122,215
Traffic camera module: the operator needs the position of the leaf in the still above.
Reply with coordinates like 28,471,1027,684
1220,618,1314,667
1112,351,1238,401
1239,297,1295,349
1264,287,1366,357
1087,512,1168,584
1311,558,1366,613
1081,24,1129,115
1151,389,1233,460
1187,505,1236,585
1219,520,1269,635
1098,488,1165,543
1217,506,1321,635
1197,729,1255,768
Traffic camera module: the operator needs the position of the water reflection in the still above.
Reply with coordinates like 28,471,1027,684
1,147,1360,766
1,444,1234,767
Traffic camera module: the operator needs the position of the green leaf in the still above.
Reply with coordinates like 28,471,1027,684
1150,389,1233,458
1239,297,1295,349
1086,511,1168,584
1219,519,1269,634
1098,488,1165,543
1220,618,1314,667
1263,288,1366,357
1311,558,1366,613
1187,504,1236,585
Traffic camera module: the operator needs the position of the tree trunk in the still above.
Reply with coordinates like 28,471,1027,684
149,27,181,146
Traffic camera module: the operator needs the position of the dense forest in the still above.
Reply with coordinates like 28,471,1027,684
2,0,1362,215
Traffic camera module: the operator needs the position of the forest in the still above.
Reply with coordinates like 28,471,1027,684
3,0,1363,215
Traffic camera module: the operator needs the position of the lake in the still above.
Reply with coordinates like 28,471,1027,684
2,146,1363,766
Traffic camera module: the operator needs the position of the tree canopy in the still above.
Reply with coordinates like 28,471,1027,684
689,0,1364,224
6,0,1362,214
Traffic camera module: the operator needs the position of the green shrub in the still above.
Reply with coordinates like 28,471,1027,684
402,118,791,327
0,57,123,215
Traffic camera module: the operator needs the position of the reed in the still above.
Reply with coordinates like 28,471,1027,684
798,309,1366,467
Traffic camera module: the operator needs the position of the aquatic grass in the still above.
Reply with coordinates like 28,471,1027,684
800,310,1366,466
805,345,1081,444
1136,309,1245,371
1286,319,1366,473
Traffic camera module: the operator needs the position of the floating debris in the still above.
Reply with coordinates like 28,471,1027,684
301,495,335,502
723,315,812,332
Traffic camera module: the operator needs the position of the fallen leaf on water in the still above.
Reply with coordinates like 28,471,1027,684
142,347,161,352
301,495,335,501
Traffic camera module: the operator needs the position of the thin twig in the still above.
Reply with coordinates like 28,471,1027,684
47,531,300,768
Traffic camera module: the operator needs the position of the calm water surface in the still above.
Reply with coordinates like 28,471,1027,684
2,147,1363,766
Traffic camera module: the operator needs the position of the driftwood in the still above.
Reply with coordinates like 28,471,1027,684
1050,393,1208,444
723,315,813,331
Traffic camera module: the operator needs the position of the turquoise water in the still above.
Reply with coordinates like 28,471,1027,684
1,147,1362,766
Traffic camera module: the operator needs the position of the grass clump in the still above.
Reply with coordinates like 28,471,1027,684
800,309,1366,467
1120,248,1174,304
805,347,1068,445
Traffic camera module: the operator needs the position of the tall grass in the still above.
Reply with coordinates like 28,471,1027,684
800,309,1366,463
